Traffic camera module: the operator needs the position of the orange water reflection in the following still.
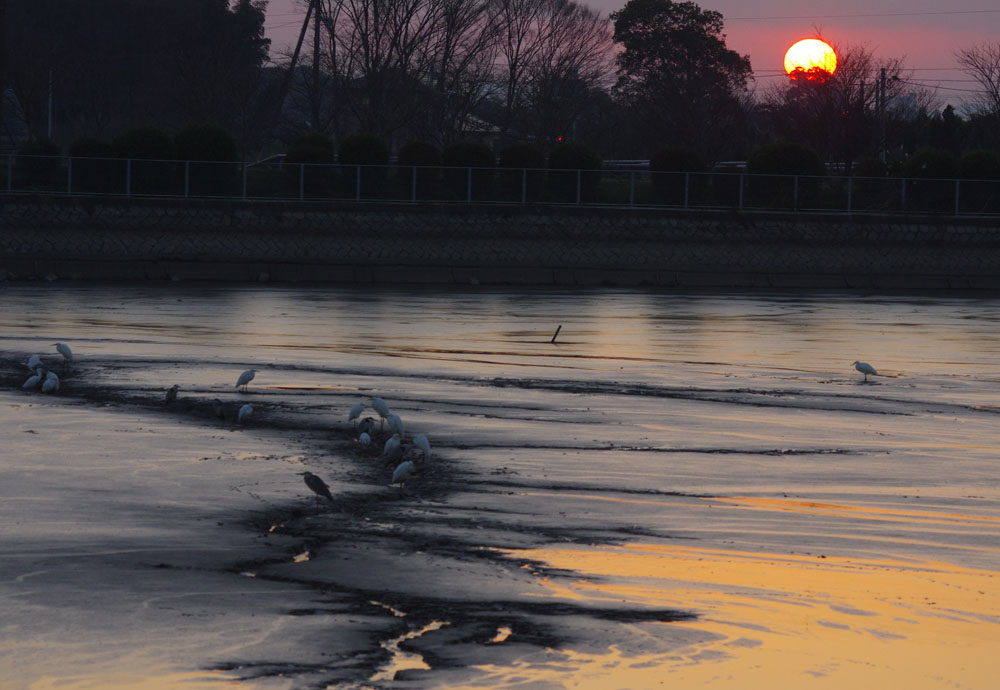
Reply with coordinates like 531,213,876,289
489,542,1000,688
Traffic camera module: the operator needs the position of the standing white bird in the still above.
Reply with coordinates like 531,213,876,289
382,433,403,462
852,360,878,382
22,368,43,390
371,397,391,428
26,355,42,370
387,413,405,437
391,460,416,487
359,432,372,446
412,433,431,460
238,403,253,423
348,402,365,425
236,369,256,392
41,371,59,393
54,343,73,362
165,384,179,403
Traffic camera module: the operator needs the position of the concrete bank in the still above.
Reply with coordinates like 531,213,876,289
1,195,999,289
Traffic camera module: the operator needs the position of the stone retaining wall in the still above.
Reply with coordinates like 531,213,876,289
1,195,999,288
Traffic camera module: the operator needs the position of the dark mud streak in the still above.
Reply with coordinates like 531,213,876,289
2,353,696,688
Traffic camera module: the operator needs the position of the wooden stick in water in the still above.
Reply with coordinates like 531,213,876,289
551,325,562,344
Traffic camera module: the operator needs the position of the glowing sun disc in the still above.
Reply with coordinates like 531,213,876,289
784,38,837,81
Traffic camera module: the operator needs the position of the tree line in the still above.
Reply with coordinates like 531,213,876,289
4,0,1000,178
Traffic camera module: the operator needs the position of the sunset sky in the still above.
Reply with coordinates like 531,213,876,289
263,0,1000,107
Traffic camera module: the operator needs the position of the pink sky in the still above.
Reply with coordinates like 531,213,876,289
263,0,1000,106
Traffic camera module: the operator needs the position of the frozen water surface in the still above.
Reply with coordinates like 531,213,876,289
1,284,999,689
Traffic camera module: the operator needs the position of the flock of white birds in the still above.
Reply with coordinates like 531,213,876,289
17,346,433,505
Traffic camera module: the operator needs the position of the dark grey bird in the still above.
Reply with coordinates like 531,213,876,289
211,398,225,420
357,417,376,436
300,471,334,502
165,384,179,403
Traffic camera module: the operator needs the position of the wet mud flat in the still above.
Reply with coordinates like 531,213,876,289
0,355,700,689
2,284,1000,688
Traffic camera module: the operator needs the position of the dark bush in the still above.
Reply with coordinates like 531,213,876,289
851,157,892,212
960,150,1000,213
547,141,602,203
174,124,240,196
285,131,336,198
902,148,960,213
13,139,61,190
498,143,545,201
746,142,825,208
339,133,390,198
68,138,121,193
113,126,175,194
397,141,442,199
649,147,705,205
442,140,495,200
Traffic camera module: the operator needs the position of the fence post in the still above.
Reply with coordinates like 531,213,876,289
126,159,132,197
955,179,961,216
576,170,581,205
67,157,73,195
6,155,11,192
738,173,744,210
356,165,361,201
901,178,906,213
467,167,472,202
684,172,690,208
522,168,527,204
184,160,190,197
242,163,248,200
847,176,853,213
299,164,304,200
411,166,417,202
630,171,635,207
793,175,799,211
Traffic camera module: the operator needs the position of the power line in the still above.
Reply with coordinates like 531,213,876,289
727,9,1000,21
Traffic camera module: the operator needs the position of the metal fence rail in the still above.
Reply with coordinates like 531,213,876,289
4,154,1000,217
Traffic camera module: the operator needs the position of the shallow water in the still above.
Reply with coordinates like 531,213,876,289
1,284,998,689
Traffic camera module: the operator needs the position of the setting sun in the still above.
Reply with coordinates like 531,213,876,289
784,38,837,82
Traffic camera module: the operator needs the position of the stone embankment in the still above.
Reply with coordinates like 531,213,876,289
1,195,999,288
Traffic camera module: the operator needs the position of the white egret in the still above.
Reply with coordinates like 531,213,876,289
852,360,877,382
165,384,179,403
41,371,59,393
383,433,403,462
391,460,416,487
348,402,365,425
387,413,405,437
238,403,253,423
22,368,43,390
359,432,372,446
413,433,431,460
26,355,42,370
55,343,73,362
300,471,334,502
236,369,256,392
371,397,391,428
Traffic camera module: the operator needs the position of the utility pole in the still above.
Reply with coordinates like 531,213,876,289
311,0,322,130
878,67,887,163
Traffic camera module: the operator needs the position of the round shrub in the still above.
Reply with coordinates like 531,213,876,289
113,126,174,160
853,156,887,178
547,141,602,202
338,133,390,165
285,132,336,198
960,149,1000,180
14,139,61,190
498,143,545,201
902,147,959,179
649,147,705,204
747,141,824,177
442,140,495,200
174,124,238,162
397,142,442,199
69,138,119,194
